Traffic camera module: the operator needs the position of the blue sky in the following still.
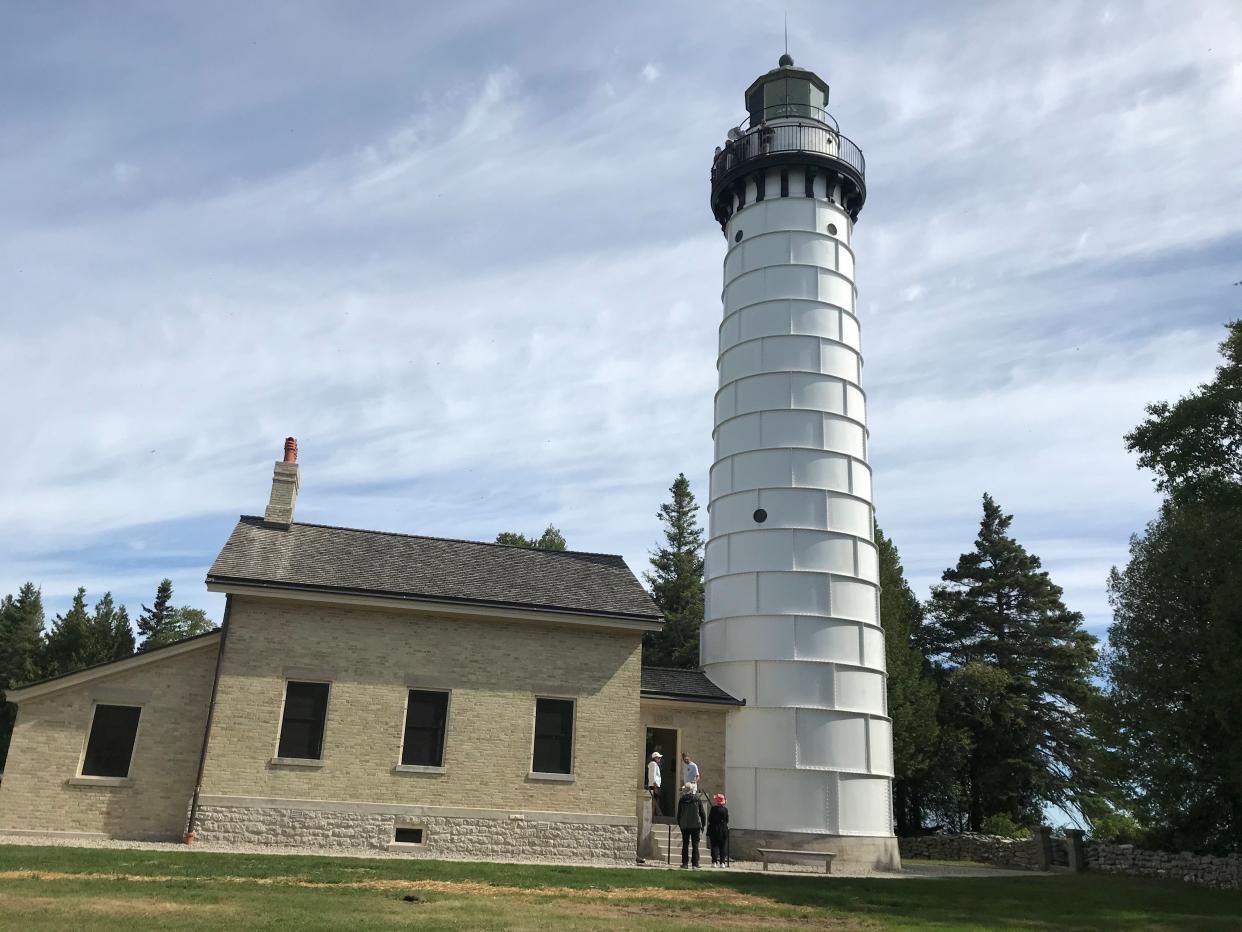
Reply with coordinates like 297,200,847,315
2,1,1239,641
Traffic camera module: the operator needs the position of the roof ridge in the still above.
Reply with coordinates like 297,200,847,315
237,515,628,561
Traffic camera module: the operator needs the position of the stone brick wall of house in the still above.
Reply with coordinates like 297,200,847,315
638,701,728,801
194,802,636,862
0,641,218,839
197,596,644,855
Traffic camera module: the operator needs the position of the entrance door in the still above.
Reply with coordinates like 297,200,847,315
645,727,678,822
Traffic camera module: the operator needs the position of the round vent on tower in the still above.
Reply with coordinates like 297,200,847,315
827,223,838,235
753,508,768,523
734,230,744,243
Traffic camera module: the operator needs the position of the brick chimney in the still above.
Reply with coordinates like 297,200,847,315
263,437,299,527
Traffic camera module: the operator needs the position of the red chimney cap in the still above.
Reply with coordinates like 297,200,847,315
283,437,298,464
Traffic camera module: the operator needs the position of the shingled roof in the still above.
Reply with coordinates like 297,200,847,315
640,666,744,706
207,517,662,621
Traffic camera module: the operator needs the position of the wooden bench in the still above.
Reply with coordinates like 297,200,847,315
756,847,836,874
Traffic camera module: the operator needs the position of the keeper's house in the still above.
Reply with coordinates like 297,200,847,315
0,441,741,861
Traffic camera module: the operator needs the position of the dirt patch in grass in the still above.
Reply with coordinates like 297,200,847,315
539,898,869,929
0,869,783,908
3,894,233,917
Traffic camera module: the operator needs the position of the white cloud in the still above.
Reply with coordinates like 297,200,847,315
1,0,1240,636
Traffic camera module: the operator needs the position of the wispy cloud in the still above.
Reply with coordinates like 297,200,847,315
1,0,1239,640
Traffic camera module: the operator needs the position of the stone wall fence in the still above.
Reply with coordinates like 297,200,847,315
900,829,1241,890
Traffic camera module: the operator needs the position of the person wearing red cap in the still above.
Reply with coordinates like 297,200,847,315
706,792,730,867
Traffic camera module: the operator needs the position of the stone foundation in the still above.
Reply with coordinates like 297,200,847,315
728,829,901,871
195,799,636,863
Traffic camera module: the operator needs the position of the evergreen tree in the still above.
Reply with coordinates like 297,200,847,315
85,592,136,663
875,525,940,835
43,587,93,677
494,526,567,550
1103,320,1242,853
920,494,1099,830
643,474,705,668
0,582,46,770
136,578,178,651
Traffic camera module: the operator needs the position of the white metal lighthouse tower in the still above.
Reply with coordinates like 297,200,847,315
701,55,899,868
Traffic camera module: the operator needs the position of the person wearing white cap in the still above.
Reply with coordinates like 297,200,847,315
646,751,664,816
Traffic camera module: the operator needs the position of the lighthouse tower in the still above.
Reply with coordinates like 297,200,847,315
701,55,898,869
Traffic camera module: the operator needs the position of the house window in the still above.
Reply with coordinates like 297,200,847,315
277,681,330,760
401,690,449,767
394,825,425,845
81,704,142,778
532,697,574,775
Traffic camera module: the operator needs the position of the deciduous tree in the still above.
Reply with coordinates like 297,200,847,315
495,526,567,550
1103,320,1242,853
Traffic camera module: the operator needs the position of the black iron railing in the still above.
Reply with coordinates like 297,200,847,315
711,122,865,184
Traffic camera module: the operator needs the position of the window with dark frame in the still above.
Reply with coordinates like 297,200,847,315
532,697,574,775
401,690,449,767
277,681,330,760
81,704,142,778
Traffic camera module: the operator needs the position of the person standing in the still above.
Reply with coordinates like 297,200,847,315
707,793,730,867
681,751,700,795
646,751,663,817
676,782,706,869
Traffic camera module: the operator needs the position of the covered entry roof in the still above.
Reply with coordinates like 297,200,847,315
641,666,744,706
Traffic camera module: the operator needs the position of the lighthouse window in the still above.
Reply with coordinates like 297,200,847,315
734,230,743,243
753,508,768,523
827,223,838,236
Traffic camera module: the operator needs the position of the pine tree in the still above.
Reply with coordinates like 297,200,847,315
43,587,93,677
0,582,46,770
85,592,136,663
494,526,567,550
875,525,940,835
920,494,1099,830
643,474,706,669
136,578,177,651
1103,320,1242,853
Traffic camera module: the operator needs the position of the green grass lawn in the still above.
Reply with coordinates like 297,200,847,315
0,844,1239,931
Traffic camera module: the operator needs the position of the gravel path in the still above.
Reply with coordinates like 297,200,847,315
0,832,1045,880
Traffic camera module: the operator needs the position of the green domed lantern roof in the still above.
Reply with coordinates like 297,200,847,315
745,55,830,124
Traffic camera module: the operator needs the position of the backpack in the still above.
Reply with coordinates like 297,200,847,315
677,793,703,831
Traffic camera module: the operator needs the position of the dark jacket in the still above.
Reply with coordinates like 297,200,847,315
707,804,729,841
676,792,706,832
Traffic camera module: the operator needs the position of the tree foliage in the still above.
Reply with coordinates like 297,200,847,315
1102,320,1242,853
875,525,940,835
643,474,705,669
136,578,177,651
0,582,46,770
43,587,94,677
495,526,567,551
919,494,1100,830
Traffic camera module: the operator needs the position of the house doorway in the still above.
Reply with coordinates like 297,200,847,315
645,726,678,822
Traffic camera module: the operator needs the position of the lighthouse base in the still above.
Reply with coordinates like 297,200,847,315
727,829,902,872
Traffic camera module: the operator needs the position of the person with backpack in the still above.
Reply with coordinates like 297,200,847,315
676,782,706,869
707,793,730,867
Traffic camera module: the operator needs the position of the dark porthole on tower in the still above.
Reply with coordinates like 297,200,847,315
827,223,838,235
753,508,768,523
734,230,743,243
